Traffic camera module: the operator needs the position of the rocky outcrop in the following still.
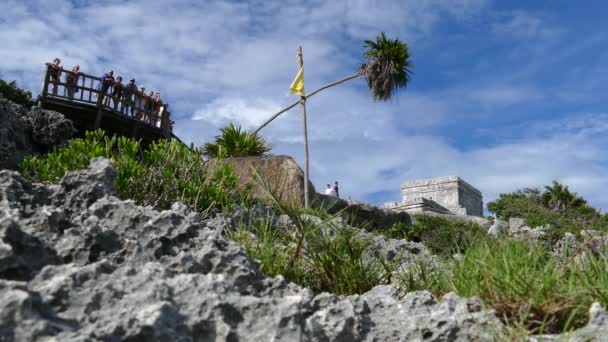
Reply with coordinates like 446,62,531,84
206,155,316,207
0,96,74,170
1,158,606,341
316,193,412,231
0,157,509,341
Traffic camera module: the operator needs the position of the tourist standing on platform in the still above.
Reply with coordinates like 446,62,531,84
65,65,80,99
49,58,62,95
160,103,170,129
134,86,145,119
100,70,114,106
111,76,124,110
153,93,163,125
144,90,155,124
334,181,340,198
123,79,137,115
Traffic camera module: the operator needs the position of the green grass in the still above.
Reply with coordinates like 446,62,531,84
228,206,389,295
20,130,252,216
402,238,608,335
228,168,391,295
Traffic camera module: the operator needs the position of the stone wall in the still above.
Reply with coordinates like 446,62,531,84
400,176,483,217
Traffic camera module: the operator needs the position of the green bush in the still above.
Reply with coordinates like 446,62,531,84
487,182,608,245
202,122,272,158
21,130,251,215
384,215,487,257
0,79,35,107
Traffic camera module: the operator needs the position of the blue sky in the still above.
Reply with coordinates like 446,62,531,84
1,0,608,212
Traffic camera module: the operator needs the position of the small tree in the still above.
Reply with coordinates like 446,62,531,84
203,122,272,158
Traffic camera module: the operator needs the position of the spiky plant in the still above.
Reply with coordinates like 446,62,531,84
203,122,272,158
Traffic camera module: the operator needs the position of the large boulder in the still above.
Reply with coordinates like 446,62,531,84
206,155,316,207
0,96,74,170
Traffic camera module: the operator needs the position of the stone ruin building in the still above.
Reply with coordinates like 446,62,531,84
383,176,483,217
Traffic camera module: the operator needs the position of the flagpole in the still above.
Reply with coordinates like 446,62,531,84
297,46,310,209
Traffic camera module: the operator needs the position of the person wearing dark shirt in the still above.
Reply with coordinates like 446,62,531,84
123,79,137,115
65,64,80,99
100,69,114,106
334,181,340,198
111,76,124,110
48,58,62,95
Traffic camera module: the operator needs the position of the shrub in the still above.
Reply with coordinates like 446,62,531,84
384,215,487,257
0,79,35,108
488,183,607,244
21,130,251,215
202,122,271,158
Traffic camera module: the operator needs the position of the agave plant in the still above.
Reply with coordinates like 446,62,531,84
203,122,272,158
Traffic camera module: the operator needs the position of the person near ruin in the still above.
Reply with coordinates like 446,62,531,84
334,181,340,198
111,76,124,110
65,64,80,99
325,184,336,196
100,69,115,106
48,58,62,95
123,79,137,115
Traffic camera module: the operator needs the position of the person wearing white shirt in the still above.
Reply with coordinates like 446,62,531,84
324,184,336,196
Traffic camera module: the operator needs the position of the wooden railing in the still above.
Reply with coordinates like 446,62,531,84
38,63,173,134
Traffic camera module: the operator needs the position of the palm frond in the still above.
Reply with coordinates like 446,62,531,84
361,32,413,101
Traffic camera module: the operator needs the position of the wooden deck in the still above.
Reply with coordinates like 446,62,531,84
37,64,180,146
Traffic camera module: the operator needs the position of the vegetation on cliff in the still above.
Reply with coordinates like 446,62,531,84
21,130,251,215
203,122,272,158
488,181,608,242
0,79,35,107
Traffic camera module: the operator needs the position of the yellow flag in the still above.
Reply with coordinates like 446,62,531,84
289,66,305,96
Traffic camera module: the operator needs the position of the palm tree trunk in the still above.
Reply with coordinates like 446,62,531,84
253,72,362,134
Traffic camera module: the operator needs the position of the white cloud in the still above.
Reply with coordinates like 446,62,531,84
469,85,541,107
6,0,608,214
492,11,562,42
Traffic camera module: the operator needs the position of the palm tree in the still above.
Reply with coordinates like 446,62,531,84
203,122,272,158
254,32,412,133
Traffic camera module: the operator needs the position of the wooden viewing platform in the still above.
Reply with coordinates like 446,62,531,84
37,63,180,146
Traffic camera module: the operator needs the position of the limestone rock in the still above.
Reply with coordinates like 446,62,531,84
488,218,508,238
3,158,607,341
206,155,316,207
0,96,74,170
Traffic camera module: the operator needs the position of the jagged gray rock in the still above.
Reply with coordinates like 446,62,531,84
0,96,74,170
488,218,508,238
1,158,606,341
